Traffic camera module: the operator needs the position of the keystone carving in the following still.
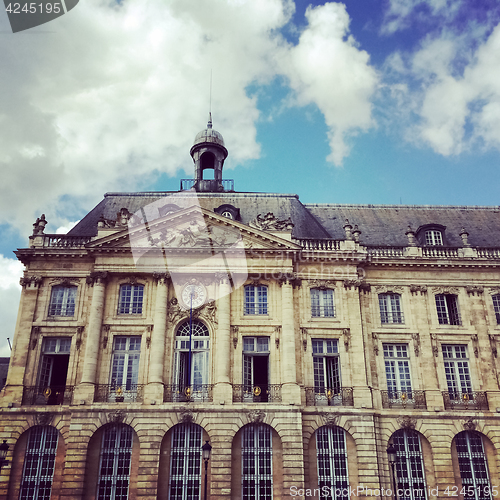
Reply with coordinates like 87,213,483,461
247,410,266,424
180,409,195,423
397,416,417,430
463,418,477,431
322,412,339,428
108,410,126,423
34,412,54,426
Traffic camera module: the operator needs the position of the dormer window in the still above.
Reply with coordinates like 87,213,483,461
416,224,446,246
215,204,240,221
221,211,233,220
425,230,443,246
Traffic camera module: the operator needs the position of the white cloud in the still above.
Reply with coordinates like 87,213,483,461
279,3,378,165
0,0,379,241
55,220,80,234
0,255,23,357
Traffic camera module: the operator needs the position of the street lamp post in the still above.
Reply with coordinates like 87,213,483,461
0,440,9,471
387,442,398,500
202,440,212,500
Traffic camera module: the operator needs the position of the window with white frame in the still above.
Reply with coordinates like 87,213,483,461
242,424,272,500
312,339,341,403
117,284,144,315
316,426,349,498
311,288,335,317
48,285,77,316
97,424,133,500
173,321,209,391
110,337,141,396
455,431,492,500
425,230,443,246
442,345,472,399
243,337,269,402
384,344,412,399
244,285,268,315
492,295,500,325
392,430,427,500
169,424,202,500
379,293,404,324
435,294,461,325
19,426,59,500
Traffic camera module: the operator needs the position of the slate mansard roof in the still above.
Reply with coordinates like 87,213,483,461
67,191,500,248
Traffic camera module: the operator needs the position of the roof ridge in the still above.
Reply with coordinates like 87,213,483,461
304,203,500,210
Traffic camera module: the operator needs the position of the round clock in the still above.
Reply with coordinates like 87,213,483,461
181,282,207,309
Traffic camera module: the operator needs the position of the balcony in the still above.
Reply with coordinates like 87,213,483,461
305,387,354,407
22,386,74,405
442,391,488,410
381,390,426,409
94,384,144,403
232,384,282,403
180,179,234,192
163,384,213,403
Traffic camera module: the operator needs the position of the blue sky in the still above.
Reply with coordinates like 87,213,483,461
1,0,500,354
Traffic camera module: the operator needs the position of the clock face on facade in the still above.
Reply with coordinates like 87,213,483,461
181,283,207,309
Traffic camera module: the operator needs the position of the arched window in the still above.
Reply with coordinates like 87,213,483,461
169,423,203,500
19,426,59,499
97,424,133,500
316,426,349,496
118,284,144,315
454,431,492,500
242,424,273,500
48,285,77,316
392,430,427,500
173,321,210,397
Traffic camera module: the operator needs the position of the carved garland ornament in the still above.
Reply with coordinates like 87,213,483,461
376,285,404,294
431,286,460,295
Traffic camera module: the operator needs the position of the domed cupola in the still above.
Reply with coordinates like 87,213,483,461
190,114,228,192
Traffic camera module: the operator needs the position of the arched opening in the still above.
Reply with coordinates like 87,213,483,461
83,423,140,500
158,423,209,500
200,152,215,179
8,425,66,500
231,423,283,500
306,425,358,495
451,431,498,500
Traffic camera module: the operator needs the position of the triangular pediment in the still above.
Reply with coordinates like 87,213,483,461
87,206,301,252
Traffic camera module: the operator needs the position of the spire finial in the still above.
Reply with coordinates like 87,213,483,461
208,112,212,129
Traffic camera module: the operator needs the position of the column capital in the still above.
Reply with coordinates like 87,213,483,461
86,271,108,286
20,275,43,289
153,272,170,284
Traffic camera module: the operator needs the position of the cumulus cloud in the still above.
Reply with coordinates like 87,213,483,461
280,3,378,165
0,0,378,241
0,255,23,357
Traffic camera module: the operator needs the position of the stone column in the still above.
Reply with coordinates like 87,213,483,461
75,271,107,402
281,279,301,404
145,273,169,403
213,277,232,403
3,276,42,404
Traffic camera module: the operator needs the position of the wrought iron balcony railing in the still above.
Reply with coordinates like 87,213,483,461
305,387,354,407
180,179,234,191
381,390,426,409
163,384,213,403
94,384,144,403
442,391,488,410
22,386,74,405
232,384,282,403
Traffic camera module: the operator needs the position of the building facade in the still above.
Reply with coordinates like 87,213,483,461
1,121,500,500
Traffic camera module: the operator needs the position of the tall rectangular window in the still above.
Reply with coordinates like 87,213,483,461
311,288,335,317
435,294,461,325
379,294,404,324
384,343,412,399
243,337,269,402
109,337,141,401
492,295,500,325
442,345,472,398
242,424,272,500
118,284,144,315
97,425,133,500
48,285,77,316
244,285,268,315
19,426,59,500
169,424,202,500
312,339,341,405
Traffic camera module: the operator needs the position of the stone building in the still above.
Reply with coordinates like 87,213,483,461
1,120,500,500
